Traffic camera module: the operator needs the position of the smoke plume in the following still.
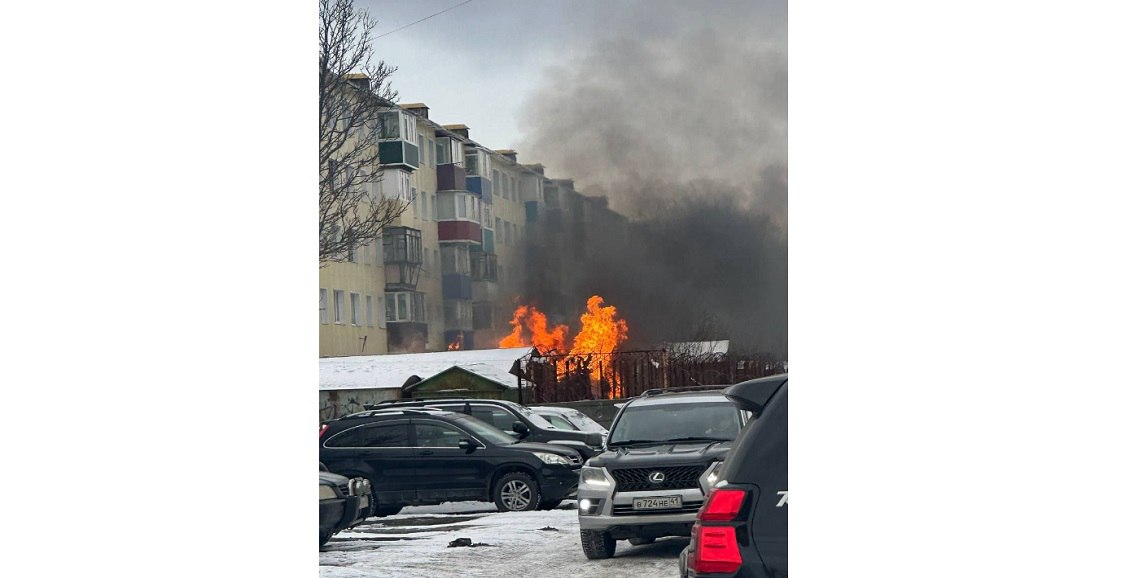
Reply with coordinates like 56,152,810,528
517,0,788,356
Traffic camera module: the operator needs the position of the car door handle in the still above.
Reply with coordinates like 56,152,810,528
419,450,435,456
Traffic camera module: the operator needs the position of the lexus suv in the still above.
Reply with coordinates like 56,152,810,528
680,374,787,577
366,398,604,460
576,388,748,559
320,408,584,514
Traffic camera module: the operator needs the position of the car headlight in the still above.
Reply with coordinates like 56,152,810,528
580,466,612,489
319,485,337,500
533,452,571,465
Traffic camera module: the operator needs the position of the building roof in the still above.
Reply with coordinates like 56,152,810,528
320,347,535,391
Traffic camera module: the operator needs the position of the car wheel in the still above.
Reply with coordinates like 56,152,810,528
493,472,540,512
537,499,563,511
628,537,655,546
580,529,617,559
319,530,332,548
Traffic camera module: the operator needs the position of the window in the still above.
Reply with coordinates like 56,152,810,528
511,176,517,199
319,288,328,324
441,245,471,275
378,111,400,139
333,290,344,324
431,193,437,220
501,175,509,199
366,295,373,327
412,187,419,219
377,295,387,328
421,193,428,221
362,242,369,265
350,293,360,326
495,217,502,232
469,406,517,431
492,170,500,194
437,193,456,220
325,423,410,448
414,423,466,448
385,291,425,322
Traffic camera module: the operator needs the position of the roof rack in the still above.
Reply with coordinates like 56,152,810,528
343,407,450,419
367,395,471,409
638,384,731,398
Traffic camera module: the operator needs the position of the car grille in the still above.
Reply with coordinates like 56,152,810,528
612,501,703,516
609,465,707,492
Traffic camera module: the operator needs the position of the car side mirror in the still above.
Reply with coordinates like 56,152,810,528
512,421,530,438
458,439,479,452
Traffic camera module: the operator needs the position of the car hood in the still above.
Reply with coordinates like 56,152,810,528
508,440,583,458
587,440,732,468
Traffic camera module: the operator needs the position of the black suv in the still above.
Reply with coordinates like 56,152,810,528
367,398,604,460
320,408,584,514
576,388,749,559
680,374,787,578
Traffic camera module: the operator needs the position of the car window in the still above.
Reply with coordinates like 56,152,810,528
539,413,579,430
452,415,519,446
325,423,409,447
414,422,467,448
470,406,516,431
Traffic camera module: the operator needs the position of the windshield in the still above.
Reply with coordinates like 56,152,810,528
608,401,740,446
451,415,518,446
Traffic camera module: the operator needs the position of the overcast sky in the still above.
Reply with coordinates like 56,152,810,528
361,0,787,159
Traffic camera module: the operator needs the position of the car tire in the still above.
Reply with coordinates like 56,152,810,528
537,499,563,511
580,529,617,559
628,537,655,546
493,472,541,512
319,530,332,548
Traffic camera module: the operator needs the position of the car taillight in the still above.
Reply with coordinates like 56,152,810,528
319,424,329,438
690,523,742,574
700,488,746,521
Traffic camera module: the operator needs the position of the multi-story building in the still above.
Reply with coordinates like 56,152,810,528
320,90,622,357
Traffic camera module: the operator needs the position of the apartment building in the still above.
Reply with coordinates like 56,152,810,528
319,87,621,357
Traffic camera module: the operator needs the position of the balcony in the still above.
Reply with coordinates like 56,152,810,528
481,229,495,253
382,227,422,291
471,251,498,282
467,176,493,203
437,163,467,192
442,274,473,300
438,220,482,244
379,140,419,170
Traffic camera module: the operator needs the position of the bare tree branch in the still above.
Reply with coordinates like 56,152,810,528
319,0,410,265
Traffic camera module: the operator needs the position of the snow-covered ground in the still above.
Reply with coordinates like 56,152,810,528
320,501,687,578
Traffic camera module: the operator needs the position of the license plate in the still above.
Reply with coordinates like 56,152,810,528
632,495,682,510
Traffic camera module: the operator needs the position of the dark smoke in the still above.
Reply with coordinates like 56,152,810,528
517,0,788,356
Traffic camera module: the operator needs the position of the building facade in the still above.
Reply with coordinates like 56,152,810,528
320,90,621,357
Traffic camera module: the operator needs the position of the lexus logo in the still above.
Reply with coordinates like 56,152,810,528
648,471,666,484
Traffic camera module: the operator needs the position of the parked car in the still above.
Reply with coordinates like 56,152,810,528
680,374,788,578
575,387,749,559
367,398,604,460
530,406,609,442
319,467,373,547
320,407,584,513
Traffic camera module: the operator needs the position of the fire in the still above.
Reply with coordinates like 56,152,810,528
569,296,629,396
499,305,569,353
498,294,630,398
447,331,464,351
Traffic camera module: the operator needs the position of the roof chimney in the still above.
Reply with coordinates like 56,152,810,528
401,103,429,119
443,124,469,139
495,149,518,163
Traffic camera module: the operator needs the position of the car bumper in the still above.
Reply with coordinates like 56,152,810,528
539,466,581,501
320,494,370,535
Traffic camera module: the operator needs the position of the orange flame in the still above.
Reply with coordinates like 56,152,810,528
447,331,464,351
569,295,629,396
498,295,629,398
499,305,569,353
